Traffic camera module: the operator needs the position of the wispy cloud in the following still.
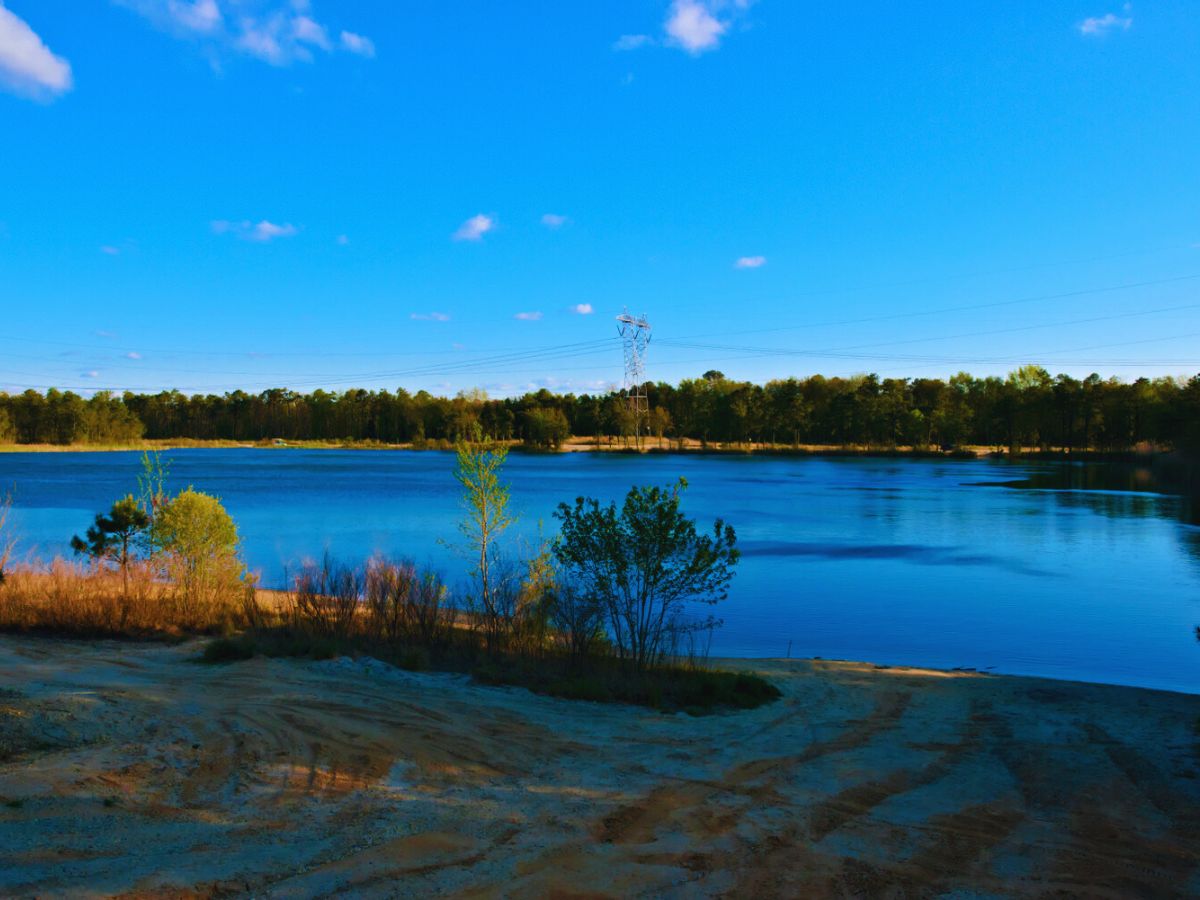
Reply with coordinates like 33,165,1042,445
613,33,653,51
616,1,751,58
453,213,495,242
570,303,594,315
212,219,298,241
410,312,450,322
1079,8,1133,36
514,311,543,321
101,245,122,256
95,330,118,339
117,1,375,67
541,213,569,229
664,0,728,54
124,351,143,360
158,0,222,34
82,370,100,379
339,30,374,57
0,1,73,101
734,255,766,268
336,234,349,245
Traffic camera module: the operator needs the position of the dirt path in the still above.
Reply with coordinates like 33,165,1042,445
1,637,1198,898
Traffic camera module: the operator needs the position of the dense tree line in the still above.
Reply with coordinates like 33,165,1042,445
4,365,1200,452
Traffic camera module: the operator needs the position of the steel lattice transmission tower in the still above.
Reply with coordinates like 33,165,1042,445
616,310,652,449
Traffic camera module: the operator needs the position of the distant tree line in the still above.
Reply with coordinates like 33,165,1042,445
4,365,1200,452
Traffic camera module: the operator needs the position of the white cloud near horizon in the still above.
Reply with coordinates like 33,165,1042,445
514,311,543,321
541,213,569,229
212,219,298,241
1079,8,1133,36
116,0,375,67
570,303,594,315
0,2,73,100
735,255,766,268
453,213,495,241
410,312,450,322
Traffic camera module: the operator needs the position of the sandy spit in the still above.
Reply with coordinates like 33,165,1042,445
1,636,1198,898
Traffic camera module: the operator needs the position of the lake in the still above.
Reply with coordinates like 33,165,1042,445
2,449,1198,694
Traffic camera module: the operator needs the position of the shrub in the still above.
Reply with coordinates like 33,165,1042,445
553,479,739,671
201,635,256,663
0,491,13,587
287,555,359,639
152,488,248,630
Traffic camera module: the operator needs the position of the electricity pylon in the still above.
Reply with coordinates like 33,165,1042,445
616,310,652,450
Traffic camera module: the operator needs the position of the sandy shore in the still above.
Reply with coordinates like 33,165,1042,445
1,636,1198,897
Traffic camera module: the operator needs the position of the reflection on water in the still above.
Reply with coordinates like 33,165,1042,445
740,541,1056,578
0,450,1197,694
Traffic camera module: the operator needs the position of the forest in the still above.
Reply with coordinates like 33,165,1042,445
3,365,1200,453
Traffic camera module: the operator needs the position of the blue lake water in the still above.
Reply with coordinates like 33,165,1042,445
2,449,1198,694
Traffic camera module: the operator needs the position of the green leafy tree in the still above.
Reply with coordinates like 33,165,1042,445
70,495,150,597
152,488,245,622
0,408,15,444
523,406,570,449
454,427,515,651
553,478,739,671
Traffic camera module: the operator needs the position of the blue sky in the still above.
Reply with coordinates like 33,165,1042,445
1,1,1198,397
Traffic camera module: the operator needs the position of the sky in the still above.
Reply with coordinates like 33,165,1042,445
1,0,1198,397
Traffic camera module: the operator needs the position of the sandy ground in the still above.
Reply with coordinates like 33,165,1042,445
1,637,1198,898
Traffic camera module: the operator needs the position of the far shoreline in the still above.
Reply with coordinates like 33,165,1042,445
0,437,1173,464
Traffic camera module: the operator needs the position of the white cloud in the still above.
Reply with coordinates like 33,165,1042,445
570,303,594,315
514,311,543,321
1079,10,1133,36
410,312,450,322
250,220,297,241
0,2,73,101
734,255,766,268
82,370,100,379
168,0,222,33
664,0,728,54
613,33,653,51
453,213,495,242
340,30,374,57
212,219,298,241
118,1,374,67
541,213,569,229
101,245,121,256
124,351,143,360
292,14,330,50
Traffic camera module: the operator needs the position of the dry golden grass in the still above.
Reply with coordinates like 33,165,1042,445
0,559,263,638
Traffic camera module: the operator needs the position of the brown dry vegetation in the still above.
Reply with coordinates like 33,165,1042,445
1,638,1197,897
0,561,260,638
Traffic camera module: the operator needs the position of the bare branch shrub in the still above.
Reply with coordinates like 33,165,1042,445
289,555,359,639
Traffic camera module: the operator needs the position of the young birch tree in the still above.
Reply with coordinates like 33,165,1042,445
454,427,515,652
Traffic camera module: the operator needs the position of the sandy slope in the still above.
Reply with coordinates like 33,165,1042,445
1,637,1198,898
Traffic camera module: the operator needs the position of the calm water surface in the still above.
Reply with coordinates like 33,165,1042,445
2,450,1198,694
